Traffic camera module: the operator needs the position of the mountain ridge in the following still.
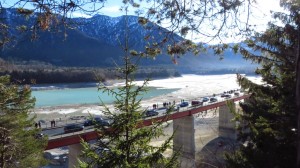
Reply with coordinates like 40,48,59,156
0,8,257,74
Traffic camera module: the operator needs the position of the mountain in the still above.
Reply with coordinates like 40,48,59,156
3,29,124,67
0,8,257,74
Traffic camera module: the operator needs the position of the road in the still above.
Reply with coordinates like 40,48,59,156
41,89,243,139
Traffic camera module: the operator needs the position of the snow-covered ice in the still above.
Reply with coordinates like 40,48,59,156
34,74,261,116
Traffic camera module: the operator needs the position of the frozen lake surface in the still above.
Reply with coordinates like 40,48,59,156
32,86,178,107
33,74,262,115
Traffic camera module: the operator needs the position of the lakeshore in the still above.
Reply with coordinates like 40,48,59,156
41,74,262,167
34,74,261,121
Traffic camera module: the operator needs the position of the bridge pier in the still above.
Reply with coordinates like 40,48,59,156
173,115,196,167
68,143,84,167
219,103,236,139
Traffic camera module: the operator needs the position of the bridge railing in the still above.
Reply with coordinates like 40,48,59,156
46,94,249,150
45,92,247,137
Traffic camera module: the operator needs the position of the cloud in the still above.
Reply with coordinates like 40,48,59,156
102,6,121,13
71,12,92,18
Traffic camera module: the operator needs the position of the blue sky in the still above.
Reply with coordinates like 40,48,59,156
3,0,284,43
3,0,136,17
99,0,284,43
4,0,283,18
100,0,282,18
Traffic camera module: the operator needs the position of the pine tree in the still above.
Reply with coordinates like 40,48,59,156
0,75,47,168
225,6,298,168
79,12,178,168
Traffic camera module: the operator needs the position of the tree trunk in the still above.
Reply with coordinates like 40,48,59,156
297,27,300,168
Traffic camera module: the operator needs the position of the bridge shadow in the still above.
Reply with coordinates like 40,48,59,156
196,136,238,168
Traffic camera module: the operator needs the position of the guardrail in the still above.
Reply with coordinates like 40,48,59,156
42,90,244,131
45,94,249,150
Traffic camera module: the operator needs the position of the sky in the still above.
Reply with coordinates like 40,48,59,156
3,0,284,43
92,0,284,43
3,0,283,18
97,0,283,18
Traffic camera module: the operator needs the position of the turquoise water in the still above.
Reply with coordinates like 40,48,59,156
32,86,178,107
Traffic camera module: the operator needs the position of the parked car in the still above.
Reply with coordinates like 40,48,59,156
179,101,189,107
156,107,168,114
64,124,84,134
209,97,218,103
202,97,209,102
234,92,240,96
167,106,177,112
95,147,110,156
191,100,203,106
35,132,44,139
221,94,231,98
84,117,110,127
145,109,159,117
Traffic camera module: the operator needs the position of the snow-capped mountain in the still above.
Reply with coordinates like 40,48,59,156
0,8,257,74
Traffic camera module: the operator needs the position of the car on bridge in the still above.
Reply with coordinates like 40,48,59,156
167,105,177,112
156,107,169,114
234,92,240,96
179,101,189,107
64,123,84,134
83,117,110,127
145,109,159,117
221,94,231,99
201,97,209,102
191,100,203,106
209,97,218,103
35,132,45,139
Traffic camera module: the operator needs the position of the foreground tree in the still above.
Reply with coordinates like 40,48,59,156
283,1,300,167
10,0,300,166
79,10,178,167
225,5,298,167
0,75,47,168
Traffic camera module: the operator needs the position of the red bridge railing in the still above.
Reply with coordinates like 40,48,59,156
46,94,249,150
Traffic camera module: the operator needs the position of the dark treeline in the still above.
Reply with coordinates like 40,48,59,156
134,68,181,79
0,70,104,84
0,64,180,84
194,69,257,76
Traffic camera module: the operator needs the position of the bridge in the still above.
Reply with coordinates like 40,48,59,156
45,94,249,167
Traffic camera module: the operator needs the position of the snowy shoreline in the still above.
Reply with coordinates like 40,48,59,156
43,74,262,167
33,74,262,119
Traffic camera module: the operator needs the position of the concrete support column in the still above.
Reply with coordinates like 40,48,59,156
173,115,195,167
68,143,84,167
219,103,236,139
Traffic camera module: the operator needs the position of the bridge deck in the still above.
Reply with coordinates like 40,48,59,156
45,94,249,150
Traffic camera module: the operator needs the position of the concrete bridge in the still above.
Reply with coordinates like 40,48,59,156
45,94,249,167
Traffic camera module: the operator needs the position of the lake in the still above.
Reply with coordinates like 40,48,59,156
32,85,178,107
